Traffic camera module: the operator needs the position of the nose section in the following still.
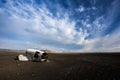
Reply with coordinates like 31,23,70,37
41,52,48,59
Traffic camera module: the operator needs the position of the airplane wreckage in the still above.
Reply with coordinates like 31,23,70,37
18,49,48,62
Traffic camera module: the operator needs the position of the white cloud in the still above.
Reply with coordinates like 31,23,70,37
101,0,120,31
0,0,120,52
92,6,97,10
0,0,89,51
76,6,85,12
0,38,63,51
80,26,120,52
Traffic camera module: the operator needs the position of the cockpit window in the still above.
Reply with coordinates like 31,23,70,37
41,53,48,59
34,51,39,58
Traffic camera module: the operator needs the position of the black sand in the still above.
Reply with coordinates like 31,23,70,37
0,50,120,80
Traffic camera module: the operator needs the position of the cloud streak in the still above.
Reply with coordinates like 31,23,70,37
0,0,120,52
0,0,88,51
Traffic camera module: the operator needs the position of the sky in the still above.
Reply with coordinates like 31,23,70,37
0,0,120,52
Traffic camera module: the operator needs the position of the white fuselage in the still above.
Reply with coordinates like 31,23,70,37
26,49,44,61
18,49,48,62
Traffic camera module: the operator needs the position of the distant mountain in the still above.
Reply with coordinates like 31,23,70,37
41,49,57,53
0,48,25,53
0,49,13,51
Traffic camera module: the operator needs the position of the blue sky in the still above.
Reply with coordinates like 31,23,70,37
0,0,120,52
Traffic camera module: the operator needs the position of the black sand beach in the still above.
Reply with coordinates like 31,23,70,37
0,50,120,80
